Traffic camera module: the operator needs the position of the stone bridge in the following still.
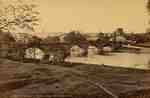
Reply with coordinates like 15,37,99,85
6,42,71,62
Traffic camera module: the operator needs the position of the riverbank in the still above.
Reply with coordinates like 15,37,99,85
0,59,150,98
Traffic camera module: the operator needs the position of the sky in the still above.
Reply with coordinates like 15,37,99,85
0,0,149,36
34,0,149,35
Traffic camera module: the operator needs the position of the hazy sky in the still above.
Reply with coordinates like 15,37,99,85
35,0,149,34
0,0,149,36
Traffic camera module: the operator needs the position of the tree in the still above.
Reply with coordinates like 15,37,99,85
96,32,110,48
29,35,42,45
64,31,87,45
0,0,39,33
147,0,150,26
43,36,60,44
147,0,150,14
115,28,125,36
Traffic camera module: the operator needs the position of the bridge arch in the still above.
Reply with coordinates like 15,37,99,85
21,42,71,63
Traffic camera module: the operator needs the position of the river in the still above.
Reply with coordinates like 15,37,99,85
66,47,150,69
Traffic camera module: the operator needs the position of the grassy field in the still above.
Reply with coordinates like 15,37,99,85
0,59,150,98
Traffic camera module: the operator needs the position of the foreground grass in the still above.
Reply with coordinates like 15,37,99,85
0,59,150,98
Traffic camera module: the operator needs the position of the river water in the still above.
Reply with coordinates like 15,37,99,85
66,47,150,69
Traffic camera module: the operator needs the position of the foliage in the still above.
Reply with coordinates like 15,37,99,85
43,36,60,44
0,0,39,33
0,32,15,42
63,31,88,45
147,0,150,14
29,35,42,45
96,32,110,48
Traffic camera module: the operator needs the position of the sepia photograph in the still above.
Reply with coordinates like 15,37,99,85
0,0,150,98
